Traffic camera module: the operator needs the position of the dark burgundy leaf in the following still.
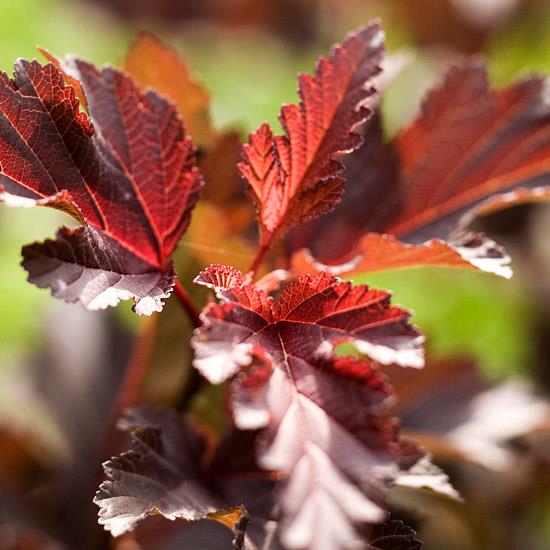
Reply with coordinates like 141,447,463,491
95,408,214,536
287,112,400,263
95,408,275,549
22,226,176,316
0,57,203,313
387,61,550,242
291,60,550,278
192,265,429,549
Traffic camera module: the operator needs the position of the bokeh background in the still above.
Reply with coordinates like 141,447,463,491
1,1,550,549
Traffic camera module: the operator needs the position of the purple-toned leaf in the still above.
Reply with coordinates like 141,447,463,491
22,226,176,315
192,265,427,549
95,408,215,537
95,408,278,549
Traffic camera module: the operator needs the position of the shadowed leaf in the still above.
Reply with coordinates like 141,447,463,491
286,112,399,263
365,519,422,550
387,61,550,241
292,60,550,278
95,408,215,537
22,226,176,315
95,408,278,549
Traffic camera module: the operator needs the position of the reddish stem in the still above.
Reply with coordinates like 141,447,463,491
104,315,158,457
103,280,203,460
248,243,270,276
173,279,201,328
116,316,158,415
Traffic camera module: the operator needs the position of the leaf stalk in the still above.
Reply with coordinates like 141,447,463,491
174,279,202,328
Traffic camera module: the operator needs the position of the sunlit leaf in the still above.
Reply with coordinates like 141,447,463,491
0,58,203,313
239,23,384,249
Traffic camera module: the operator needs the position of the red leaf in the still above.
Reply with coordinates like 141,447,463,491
0,58,203,313
286,112,400,263
192,265,425,549
291,60,550,278
194,263,247,293
291,232,511,279
387,60,550,240
239,23,384,249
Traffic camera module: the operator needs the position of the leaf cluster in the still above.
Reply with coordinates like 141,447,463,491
0,19,549,550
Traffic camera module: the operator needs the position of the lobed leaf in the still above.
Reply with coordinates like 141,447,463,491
0,57,203,313
387,61,550,241
286,111,399,264
291,60,550,278
22,226,176,316
239,22,385,249
95,408,277,549
192,265,428,549
95,408,215,537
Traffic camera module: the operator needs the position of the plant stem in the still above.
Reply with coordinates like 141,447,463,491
248,243,270,276
174,279,201,328
104,315,158,457
172,279,206,410
115,315,158,416
103,280,203,459
176,367,204,412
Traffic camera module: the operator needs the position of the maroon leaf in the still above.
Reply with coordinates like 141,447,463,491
0,58,203,313
95,408,270,549
95,408,214,536
22,226,176,315
286,112,400,263
239,23,384,250
387,61,550,241
192,265,425,549
290,60,550,278
193,265,424,382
